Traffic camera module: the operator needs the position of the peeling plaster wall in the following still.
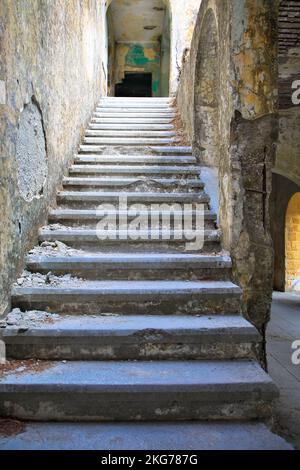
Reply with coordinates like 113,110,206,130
177,0,279,355
0,0,105,313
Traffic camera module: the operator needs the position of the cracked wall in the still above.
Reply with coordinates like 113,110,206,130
0,0,105,313
177,0,279,361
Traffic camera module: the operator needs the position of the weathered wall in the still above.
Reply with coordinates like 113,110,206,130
270,1,300,292
275,53,300,187
106,0,202,96
0,0,105,313
177,0,279,352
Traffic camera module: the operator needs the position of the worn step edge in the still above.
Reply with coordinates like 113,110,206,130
26,253,230,271
49,209,216,221
69,165,200,174
73,155,196,164
38,229,220,244
56,191,210,203
1,315,261,362
85,130,177,137
12,280,242,298
0,315,260,342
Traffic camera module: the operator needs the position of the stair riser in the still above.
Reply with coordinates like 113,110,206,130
69,166,200,174
4,341,260,361
57,194,209,205
0,393,274,422
91,118,174,124
12,293,241,315
46,219,217,231
79,146,192,155
88,125,174,130
85,131,177,138
73,158,197,165
62,183,204,193
83,140,180,146
25,264,230,281
37,238,220,254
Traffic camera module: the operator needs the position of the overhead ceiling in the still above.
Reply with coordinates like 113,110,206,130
108,0,167,43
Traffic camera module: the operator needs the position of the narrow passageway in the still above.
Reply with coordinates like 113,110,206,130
267,292,300,449
0,0,298,452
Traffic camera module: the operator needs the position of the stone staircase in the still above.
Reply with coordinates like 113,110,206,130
0,98,290,449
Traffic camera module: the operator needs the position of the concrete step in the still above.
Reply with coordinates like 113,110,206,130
99,99,173,106
38,228,221,254
0,421,292,450
69,165,201,176
49,208,216,222
79,145,192,155
26,252,229,280
93,113,176,120
85,130,177,138
0,360,277,421
152,146,192,154
62,177,204,192
97,104,175,111
83,137,180,146
12,280,241,315
73,155,196,165
1,314,260,361
56,190,209,205
91,117,174,124
95,106,175,112
89,123,174,130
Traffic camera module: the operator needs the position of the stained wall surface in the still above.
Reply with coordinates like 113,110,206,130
0,0,105,312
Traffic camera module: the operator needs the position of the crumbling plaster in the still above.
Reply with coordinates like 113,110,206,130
177,0,279,351
0,0,105,313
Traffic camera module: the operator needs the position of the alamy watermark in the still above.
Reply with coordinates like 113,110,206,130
95,196,206,251
292,80,300,105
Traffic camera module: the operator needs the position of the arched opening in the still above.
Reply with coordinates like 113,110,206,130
106,0,171,97
193,9,219,167
285,193,300,291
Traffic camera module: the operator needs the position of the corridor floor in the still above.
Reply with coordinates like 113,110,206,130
267,292,300,449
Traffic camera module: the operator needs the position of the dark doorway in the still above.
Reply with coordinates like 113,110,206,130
115,73,152,97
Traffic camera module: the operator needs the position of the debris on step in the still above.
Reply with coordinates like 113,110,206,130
28,241,84,258
0,359,52,378
0,308,60,330
0,419,26,438
13,271,84,289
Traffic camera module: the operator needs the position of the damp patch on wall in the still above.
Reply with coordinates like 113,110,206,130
16,99,48,202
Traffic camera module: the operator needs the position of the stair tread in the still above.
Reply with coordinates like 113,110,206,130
13,280,241,294
49,208,215,217
57,190,207,197
0,360,275,394
27,252,227,263
0,421,292,450
63,177,204,187
74,155,196,163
